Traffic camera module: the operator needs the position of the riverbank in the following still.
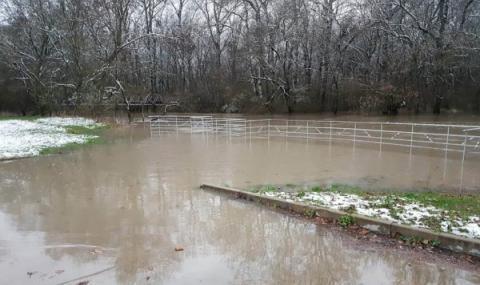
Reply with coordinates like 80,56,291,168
202,184,480,258
0,117,106,160
247,184,480,240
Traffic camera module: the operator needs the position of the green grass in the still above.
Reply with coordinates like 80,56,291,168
338,215,355,228
40,125,108,155
304,209,317,218
248,182,480,241
0,116,108,156
249,183,480,218
297,191,306,198
249,184,277,193
301,184,367,196
400,192,480,218
65,125,108,136
315,185,480,217
40,138,101,155
311,186,323,193
328,184,367,196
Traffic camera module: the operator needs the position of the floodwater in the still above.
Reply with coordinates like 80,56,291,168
0,124,479,284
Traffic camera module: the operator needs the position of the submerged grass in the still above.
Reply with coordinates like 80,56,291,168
40,125,108,155
40,138,101,155
65,125,108,135
250,184,278,193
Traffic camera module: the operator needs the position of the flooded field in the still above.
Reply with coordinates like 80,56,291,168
1,124,480,284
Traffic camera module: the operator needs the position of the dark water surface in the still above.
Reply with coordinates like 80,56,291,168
0,124,479,284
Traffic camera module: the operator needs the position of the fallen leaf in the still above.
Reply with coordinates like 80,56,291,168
174,247,184,252
314,217,330,225
464,255,474,264
358,229,369,236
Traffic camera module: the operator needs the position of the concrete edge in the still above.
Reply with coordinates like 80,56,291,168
200,184,480,257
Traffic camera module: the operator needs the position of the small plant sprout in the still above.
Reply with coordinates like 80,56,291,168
338,215,355,228
304,209,316,218
297,191,306,198
261,185,277,193
311,186,322,192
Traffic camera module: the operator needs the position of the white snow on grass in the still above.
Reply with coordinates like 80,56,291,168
0,117,102,160
262,191,480,240
35,117,101,128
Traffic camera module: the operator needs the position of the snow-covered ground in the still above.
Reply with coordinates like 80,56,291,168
35,117,99,128
262,191,480,240
0,117,102,160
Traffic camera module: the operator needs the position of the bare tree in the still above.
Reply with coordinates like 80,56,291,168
1,0,479,116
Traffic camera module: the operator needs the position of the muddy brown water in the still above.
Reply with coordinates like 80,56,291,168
1,122,480,284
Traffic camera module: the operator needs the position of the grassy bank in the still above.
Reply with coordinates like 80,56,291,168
249,184,480,216
248,183,480,239
40,125,108,155
0,117,108,159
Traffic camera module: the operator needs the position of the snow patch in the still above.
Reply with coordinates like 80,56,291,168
262,191,480,240
35,117,99,128
0,117,102,159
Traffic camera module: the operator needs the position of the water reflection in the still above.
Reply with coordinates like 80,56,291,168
0,129,479,284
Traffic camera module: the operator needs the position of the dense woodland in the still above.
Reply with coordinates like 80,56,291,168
0,0,480,117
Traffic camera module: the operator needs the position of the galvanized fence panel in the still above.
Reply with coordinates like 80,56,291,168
149,116,480,156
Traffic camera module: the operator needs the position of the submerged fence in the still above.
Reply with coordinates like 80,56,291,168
149,115,480,192
149,115,480,156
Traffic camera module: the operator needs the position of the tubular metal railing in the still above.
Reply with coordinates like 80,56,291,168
149,116,480,156
149,115,480,192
